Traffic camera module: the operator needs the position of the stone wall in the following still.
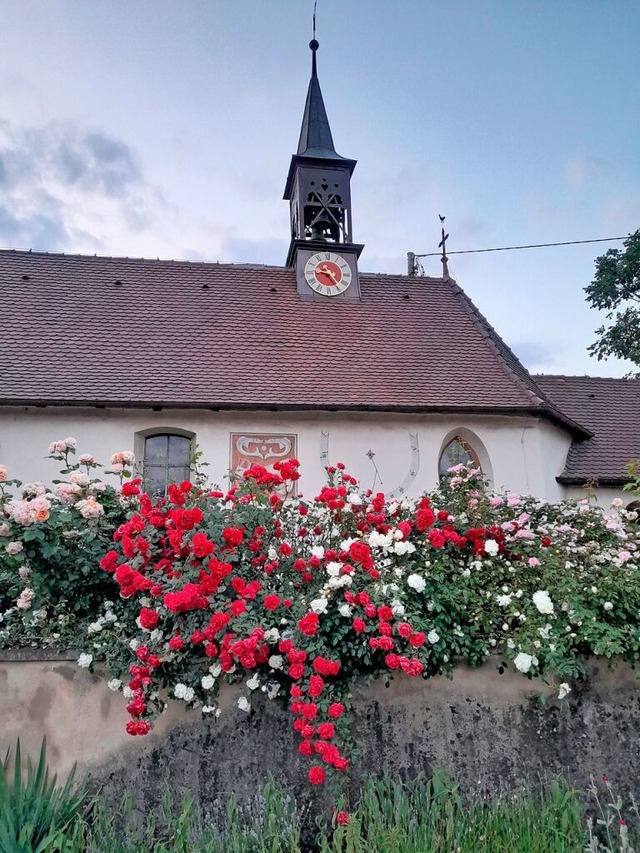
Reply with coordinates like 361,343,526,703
1,650,638,809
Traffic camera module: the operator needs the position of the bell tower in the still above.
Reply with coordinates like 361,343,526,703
284,39,363,299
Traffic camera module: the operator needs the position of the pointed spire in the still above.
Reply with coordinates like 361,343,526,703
296,40,342,159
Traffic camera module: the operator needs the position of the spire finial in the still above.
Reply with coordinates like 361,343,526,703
438,214,450,278
310,1,319,75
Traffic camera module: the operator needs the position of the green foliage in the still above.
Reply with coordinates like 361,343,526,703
585,229,640,367
54,773,601,852
65,778,305,853
0,739,88,853
324,774,583,853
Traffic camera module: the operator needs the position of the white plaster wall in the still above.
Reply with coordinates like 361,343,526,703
0,406,573,501
563,485,636,510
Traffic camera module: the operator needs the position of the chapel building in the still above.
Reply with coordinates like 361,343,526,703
1,40,638,507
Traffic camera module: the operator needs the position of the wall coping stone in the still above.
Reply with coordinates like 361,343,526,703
0,647,78,662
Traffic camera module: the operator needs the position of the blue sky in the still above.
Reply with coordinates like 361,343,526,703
2,1,639,376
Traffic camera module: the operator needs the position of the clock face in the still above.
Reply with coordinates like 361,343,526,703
304,252,353,296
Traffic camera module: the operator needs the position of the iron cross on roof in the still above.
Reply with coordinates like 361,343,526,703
438,214,450,279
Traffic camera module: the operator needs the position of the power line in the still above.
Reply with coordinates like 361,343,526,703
414,235,627,259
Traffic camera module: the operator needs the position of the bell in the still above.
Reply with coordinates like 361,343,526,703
311,214,332,240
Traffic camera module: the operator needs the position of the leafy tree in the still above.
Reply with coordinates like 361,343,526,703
585,229,640,368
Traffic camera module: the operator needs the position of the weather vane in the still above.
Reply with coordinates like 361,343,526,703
312,1,317,39
438,214,450,278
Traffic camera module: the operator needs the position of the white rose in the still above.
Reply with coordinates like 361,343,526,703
266,682,281,699
496,594,512,607
484,539,500,557
268,655,283,670
326,561,342,577
237,697,251,713
311,545,325,559
182,687,195,702
427,629,440,644
407,573,426,592
603,601,613,611
532,590,554,615
338,603,353,617
174,683,188,699
201,675,215,690
209,662,222,677
264,627,281,643
246,674,260,691
558,683,571,700
513,652,533,673
77,653,93,668
107,679,122,692
310,598,328,614
5,542,23,556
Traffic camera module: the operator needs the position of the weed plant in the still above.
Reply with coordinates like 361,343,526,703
0,739,87,853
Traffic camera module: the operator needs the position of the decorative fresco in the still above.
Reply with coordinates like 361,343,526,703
230,433,298,494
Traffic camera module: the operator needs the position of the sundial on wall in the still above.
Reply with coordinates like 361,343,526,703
320,432,420,498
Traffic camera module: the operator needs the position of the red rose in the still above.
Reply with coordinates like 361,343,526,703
138,608,159,630
191,532,215,558
289,663,304,679
316,722,335,740
308,675,325,698
336,811,349,825
415,507,435,531
385,653,400,670
328,703,345,719
437,510,449,522
409,632,425,647
126,720,151,736
352,618,366,634
99,550,119,573
168,634,184,651
298,741,314,756
222,526,244,547
231,599,246,616
297,613,319,636
428,529,446,549
377,605,393,621
263,594,280,611
279,542,292,556
308,766,326,785
397,622,412,639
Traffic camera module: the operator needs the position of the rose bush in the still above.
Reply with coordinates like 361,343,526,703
2,444,640,793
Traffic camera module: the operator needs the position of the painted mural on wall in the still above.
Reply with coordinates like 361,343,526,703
230,433,298,495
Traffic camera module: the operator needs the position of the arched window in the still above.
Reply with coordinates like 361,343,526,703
142,433,192,495
438,436,481,479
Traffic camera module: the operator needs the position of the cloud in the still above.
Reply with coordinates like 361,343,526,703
564,153,607,188
0,119,158,253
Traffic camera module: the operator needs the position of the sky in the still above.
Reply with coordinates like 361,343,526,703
1,0,639,377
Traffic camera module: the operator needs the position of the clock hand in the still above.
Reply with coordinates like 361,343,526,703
318,264,338,284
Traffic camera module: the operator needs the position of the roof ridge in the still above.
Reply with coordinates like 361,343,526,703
450,281,545,407
449,282,590,436
536,373,638,382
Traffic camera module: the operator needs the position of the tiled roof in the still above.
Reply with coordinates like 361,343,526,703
535,375,640,485
0,249,584,433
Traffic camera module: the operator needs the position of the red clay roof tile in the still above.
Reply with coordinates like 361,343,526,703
535,375,640,485
0,250,583,435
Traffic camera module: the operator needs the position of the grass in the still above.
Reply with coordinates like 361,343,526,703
1,744,638,852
